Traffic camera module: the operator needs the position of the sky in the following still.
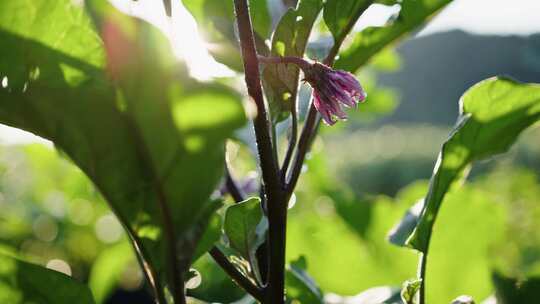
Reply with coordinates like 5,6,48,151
2,0,540,144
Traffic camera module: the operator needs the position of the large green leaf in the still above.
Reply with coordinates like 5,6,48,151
402,77,540,252
89,242,133,304
0,253,96,304
262,0,323,123
0,0,246,293
323,0,373,42
334,0,452,72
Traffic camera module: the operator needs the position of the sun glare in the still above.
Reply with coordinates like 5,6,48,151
110,0,234,80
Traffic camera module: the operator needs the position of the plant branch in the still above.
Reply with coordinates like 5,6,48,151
281,106,298,183
209,247,265,302
257,55,311,70
285,105,318,192
418,252,428,304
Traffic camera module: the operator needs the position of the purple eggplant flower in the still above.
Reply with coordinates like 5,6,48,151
303,62,366,125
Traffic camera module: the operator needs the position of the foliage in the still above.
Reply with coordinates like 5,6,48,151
0,251,95,304
1,0,540,303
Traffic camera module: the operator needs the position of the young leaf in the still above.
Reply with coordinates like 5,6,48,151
0,253,96,304
323,0,373,42
401,278,422,304
286,256,324,303
262,0,324,122
224,197,264,261
335,0,453,73
404,77,540,252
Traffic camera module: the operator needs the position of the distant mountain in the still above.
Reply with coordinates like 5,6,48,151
378,30,540,126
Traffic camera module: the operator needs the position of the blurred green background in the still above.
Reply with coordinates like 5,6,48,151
1,19,540,304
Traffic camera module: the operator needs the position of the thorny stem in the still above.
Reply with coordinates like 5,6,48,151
232,1,286,304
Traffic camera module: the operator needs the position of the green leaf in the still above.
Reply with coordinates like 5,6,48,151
188,254,246,302
0,253,96,304
401,278,422,304
192,206,223,263
387,200,424,247
323,0,373,42
404,77,540,252
0,0,246,292
89,242,133,304
335,0,453,72
262,0,324,122
286,256,324,304
224,197,264,261
249,0,272,39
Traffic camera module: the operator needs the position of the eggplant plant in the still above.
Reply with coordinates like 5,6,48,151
0,0,539,303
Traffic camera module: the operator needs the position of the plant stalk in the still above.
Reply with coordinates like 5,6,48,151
232,0,286,303
418,252,428,304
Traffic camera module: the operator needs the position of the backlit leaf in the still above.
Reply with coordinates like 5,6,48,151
335,0,453,72
404,77,540,252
